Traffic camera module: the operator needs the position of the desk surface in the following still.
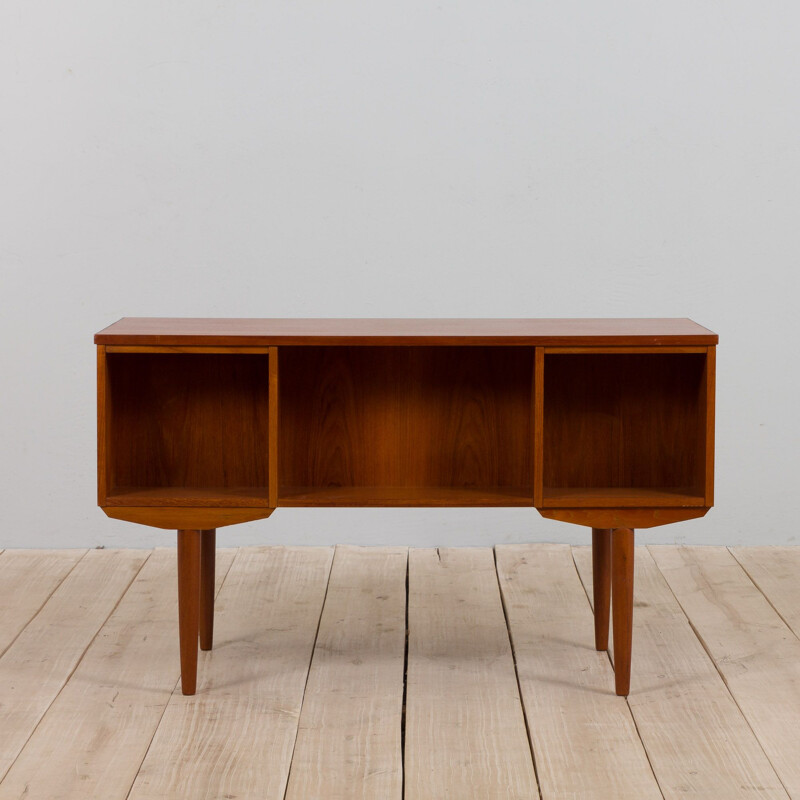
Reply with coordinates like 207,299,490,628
96,318,717,346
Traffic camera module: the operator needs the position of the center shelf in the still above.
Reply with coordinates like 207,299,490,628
278,346,535,505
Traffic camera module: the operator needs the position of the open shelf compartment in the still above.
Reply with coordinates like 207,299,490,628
541,351,710,508
102,351,271,507
278,346,534,506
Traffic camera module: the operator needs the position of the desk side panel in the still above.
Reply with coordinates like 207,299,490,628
269,346,279,507
704,346,716,507
97,345,110,507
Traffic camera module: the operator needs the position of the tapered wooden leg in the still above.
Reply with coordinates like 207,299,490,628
177,529,201,696
592,528,612,651
199,529,216,651
612,527,635,696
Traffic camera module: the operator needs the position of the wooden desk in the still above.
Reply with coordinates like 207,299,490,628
96,318,717,696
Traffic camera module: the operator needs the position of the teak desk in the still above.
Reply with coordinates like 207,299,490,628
95,318,717,696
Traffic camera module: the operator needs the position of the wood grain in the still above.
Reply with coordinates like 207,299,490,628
574,546,788,799
199,530,216,651
544,346,708,354
95,317,719,346
104,352,270,501
703,346,716,506
97,346,110,505
591,529,611,651
104,486,269,507
105,345,271,354
127,547,334,800
542,486,705,507
0,549,235,800
279,485,533,507
268,346,279,507
651,545,800,797
0,550,85,657
279,347,533,502
102,505,273,529
177,530,201,695
284,546,407,800
730,547,800,637
611,528,634,696
543,353,707,496
0,550,147,783
533,346,544,507
404,548,537,800
539,506,709,529
496,544,660,800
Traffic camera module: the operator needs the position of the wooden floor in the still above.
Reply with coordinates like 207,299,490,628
0,545,798,799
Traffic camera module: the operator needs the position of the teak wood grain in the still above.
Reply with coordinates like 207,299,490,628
542,352,707,497
95,317,718,346
103,351,270,503
278,346,534,503
103,505,273,529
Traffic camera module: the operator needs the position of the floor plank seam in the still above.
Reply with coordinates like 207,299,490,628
646,546,793,800
727,547,800,644
0,549,90,661
621,692,667,800
280,545,336,800
492,546,544,800
569,546,668,800
123,547,241,800
0,549,152,788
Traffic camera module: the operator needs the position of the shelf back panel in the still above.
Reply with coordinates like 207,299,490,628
106,353,269,494
279,346,534,496
543,353,706,493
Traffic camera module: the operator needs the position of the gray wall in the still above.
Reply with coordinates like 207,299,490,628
1,1,795,548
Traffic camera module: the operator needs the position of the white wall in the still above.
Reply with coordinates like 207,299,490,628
1,1,797,549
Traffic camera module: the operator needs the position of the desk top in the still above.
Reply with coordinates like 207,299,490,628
95,318,717,346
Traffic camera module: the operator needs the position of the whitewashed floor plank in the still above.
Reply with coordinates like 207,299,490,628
0,550,148,783
497,544,661,800
730,547,800,639
0,549,86,656
127,546,334,800
0,548,235,800
404,547,538,800
574,546,787,799
651,545,800,798
284,545,407,800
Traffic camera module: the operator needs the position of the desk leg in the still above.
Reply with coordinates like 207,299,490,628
592,528,612,650
612,527,635,696
177,529,201,696
199,529,216,651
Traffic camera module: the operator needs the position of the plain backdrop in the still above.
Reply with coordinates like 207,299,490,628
1,1,797,548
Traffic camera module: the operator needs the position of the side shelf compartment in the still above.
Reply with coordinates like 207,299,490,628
98,346,277,524
538,347,715,510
